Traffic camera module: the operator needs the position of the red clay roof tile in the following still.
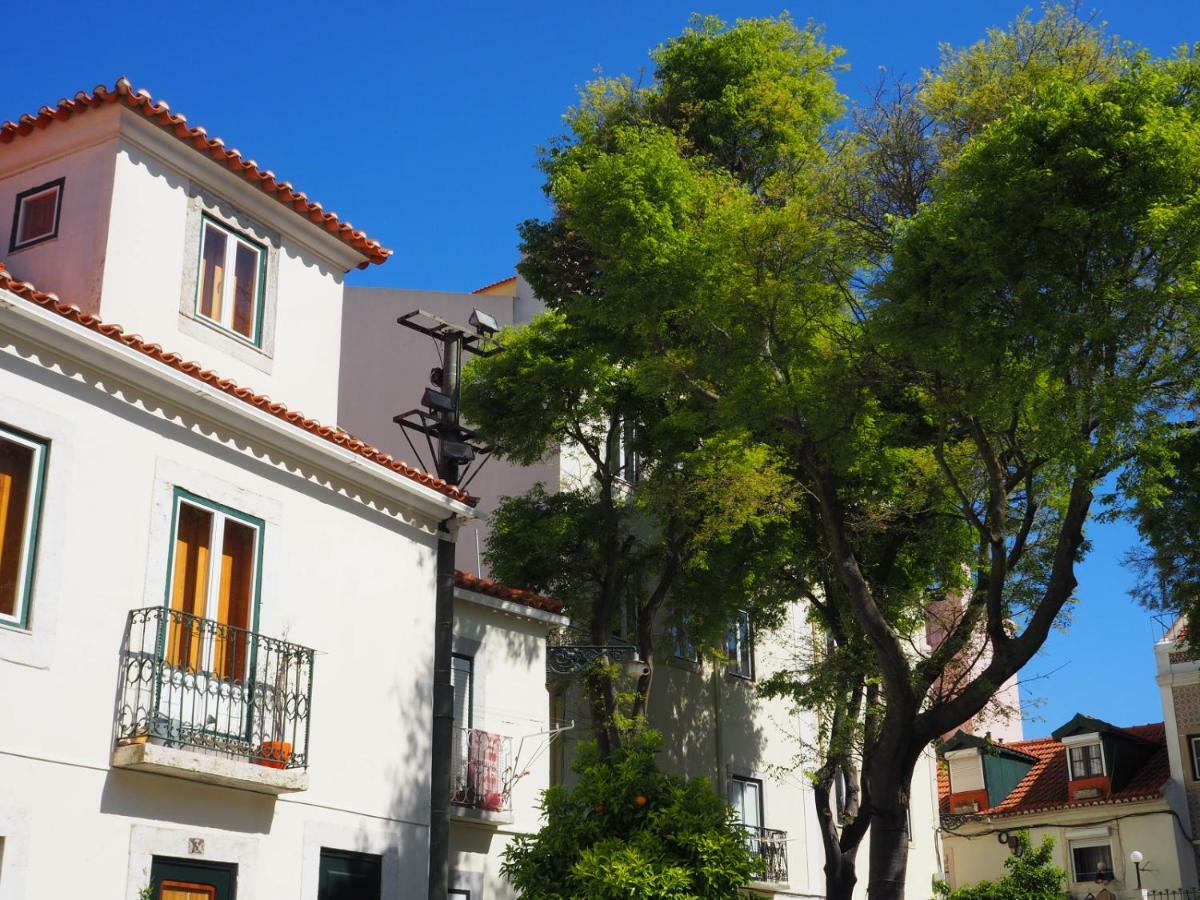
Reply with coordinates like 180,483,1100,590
0,264,472,506
0,78,391,266
454,570,565,615
938,724,1170,819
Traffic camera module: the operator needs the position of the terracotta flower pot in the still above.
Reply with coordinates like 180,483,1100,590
256,740,292,769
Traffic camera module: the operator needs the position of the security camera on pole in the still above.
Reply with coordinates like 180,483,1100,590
394,309,500,900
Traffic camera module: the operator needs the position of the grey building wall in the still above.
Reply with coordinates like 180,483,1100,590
338,279,557,576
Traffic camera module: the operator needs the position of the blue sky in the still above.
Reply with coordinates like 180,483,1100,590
9,1,1198,735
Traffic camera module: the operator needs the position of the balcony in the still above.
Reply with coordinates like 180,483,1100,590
112,606,314,795
451,727,514,826
744,826,788,886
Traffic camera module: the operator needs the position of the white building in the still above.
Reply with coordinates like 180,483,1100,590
0,79,562,900
339,275,946,900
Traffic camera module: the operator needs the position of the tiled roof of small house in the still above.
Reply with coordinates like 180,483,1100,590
0,264,471,505
0,78,391,266
454,570,565,615
938,723,1170,819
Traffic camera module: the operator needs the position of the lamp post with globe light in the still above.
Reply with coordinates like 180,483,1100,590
1129,850,1144,890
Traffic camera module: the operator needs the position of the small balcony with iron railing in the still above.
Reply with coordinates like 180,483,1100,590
451,726,514,825
743,826,789,886
112,606,314,795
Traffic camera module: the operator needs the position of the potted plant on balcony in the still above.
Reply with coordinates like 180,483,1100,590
255,632,293,769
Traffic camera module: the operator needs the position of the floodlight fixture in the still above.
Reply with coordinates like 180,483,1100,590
421,387,456,415
469,308,500,336
441,440,476,463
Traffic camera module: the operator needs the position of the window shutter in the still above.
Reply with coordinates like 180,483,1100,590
948,754,984,793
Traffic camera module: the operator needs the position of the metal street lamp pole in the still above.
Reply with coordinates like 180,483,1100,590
427,327,462,900
395,309,500,900
1130,850,1144,890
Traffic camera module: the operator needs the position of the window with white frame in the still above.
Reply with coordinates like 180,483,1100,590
196,216,266,344
1189,735,1200,781
1068,741,1104,779
0,424,48,629
729,775,763,831
1070,841,1114,883
10,178,64,251
726,609,754,679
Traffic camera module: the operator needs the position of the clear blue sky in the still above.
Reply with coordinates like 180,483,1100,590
9,1,1198,736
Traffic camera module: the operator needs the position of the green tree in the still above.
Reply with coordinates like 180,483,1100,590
516,9,1200,900
934,833,1065,900
461,311,794,756
1127,429,1200,618
500,732,759,899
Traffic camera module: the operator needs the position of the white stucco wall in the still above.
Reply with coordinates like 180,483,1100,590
100,117,349,424
0,105,120,314
450,590,565,899
0,312,445,898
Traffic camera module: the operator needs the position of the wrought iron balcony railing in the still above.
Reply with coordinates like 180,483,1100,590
452,727,513,813
114,606,314,770
743,825,788,884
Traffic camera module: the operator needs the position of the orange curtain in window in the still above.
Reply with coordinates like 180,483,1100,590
0,440,33,618
213,519,254,680
199,225,227,322
168,504,211,670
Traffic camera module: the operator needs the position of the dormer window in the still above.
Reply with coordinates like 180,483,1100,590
945,749,986,813
10,178,64,252
196,216,265,344
1068,742,1104,779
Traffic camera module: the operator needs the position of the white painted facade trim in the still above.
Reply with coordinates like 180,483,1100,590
454,586,568,627
0,284,473,525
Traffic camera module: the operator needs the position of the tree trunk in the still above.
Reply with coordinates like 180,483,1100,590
865,743,920,900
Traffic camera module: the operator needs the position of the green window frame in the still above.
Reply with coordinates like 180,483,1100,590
194,214,267,347
162,487,265,644
0,422,48,630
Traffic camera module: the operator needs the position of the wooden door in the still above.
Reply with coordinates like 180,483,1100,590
151,857,235,900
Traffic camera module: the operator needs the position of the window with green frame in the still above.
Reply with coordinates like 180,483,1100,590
0,423,48,630
164,488,264,678
195,215,267,345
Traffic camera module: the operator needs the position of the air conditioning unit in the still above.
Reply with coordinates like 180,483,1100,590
952,800,981,814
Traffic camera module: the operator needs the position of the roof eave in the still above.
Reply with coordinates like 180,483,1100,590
0,283,473,522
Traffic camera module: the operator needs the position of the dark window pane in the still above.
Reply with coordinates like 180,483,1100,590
1072,844,1114,882
17,188,58,244
318,848,381,900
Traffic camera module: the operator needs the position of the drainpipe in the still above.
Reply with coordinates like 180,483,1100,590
712,663,725,795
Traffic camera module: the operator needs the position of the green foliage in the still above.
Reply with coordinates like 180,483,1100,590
933,833,1065,900
508,6,1200,897
501,732,759,899
1128,429,1200,620
920,3,1129,153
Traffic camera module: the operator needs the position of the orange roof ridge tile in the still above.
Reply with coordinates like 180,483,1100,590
0,264,472,506
471,275,517,294
454,570,565,615
0,78,391,267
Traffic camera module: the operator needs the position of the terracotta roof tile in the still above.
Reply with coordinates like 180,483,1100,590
472,275,517,294
454,570,565,615
0,264,472,506
1,78,391,266
938,724,1170,819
